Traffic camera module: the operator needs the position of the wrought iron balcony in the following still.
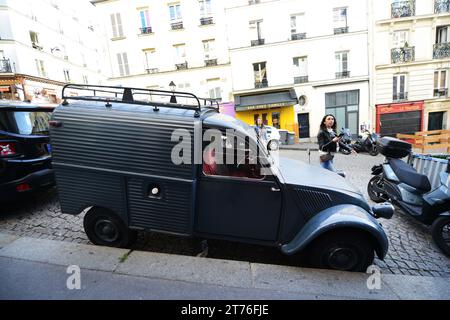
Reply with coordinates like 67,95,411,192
334,27,349,34
335,71,350,79
294,76,308,84
32,42,43,50
391,0,415,18
393,92,408,101
145,68,159,74
140,27,153,34
291,33,306,40
171,21,183,30
434,88,448,97
433,42,450,59
0,58,12,73
200,17,213,25
255,80,268,88
251,39,265,46
205,59,217,66
248,0,260,4
391,47,415,63
175,62,188,70
435,0,450,13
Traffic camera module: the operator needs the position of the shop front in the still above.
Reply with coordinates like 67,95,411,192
234,90,298,139
0,74,64,103
376,101,424,137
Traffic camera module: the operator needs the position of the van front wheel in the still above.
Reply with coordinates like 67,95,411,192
83,207,137,248
308,231,374,272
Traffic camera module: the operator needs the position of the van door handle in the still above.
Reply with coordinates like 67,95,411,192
271,187,281,192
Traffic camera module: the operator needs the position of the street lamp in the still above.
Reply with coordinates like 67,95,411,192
169,81,177,103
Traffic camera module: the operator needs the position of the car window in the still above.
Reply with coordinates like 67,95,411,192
0,111,52,135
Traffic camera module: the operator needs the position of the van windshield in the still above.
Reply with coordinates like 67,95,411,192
0,111,52,135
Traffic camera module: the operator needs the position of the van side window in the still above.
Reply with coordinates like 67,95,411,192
202,137,264,180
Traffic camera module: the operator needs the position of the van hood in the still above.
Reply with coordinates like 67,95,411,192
277,157,362,196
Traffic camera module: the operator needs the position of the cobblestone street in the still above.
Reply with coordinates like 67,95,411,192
0,150,449,277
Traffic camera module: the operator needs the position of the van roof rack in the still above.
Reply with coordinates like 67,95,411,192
61,84,220,117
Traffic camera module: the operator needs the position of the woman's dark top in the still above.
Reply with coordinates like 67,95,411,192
317,129,352,153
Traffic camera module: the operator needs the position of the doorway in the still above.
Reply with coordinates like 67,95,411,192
297,113,310,138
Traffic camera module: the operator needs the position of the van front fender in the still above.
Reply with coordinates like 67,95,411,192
281,205,389,259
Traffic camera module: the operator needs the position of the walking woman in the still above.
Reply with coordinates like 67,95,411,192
317,114,355,172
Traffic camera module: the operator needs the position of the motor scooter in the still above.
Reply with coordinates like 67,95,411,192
367,136,450,255
353,129,380,156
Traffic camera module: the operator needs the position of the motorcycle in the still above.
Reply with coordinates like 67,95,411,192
353,129,380,156
367,136,450,256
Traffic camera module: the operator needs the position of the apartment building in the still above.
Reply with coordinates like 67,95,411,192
92,0,234,111
0,0,108,102
373,0,450,135
225,0,371,139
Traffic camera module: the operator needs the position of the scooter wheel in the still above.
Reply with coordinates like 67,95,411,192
369,146,379,156
431,216,450,256
367,176,387,203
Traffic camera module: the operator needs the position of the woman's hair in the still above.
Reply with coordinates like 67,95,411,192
320,114,337,131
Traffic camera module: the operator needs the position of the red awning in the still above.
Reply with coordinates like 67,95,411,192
0,86,10,92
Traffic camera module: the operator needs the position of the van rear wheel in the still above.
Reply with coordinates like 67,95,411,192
308,230,374,272
83,207,137,248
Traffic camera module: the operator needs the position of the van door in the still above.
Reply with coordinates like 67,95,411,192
195,145,282,241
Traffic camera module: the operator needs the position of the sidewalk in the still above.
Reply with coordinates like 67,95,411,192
1,232,449,300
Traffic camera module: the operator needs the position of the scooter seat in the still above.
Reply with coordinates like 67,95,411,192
388,158,431,192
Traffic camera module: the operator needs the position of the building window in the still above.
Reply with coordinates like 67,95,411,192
434,70,447,97
293,57,308,84
335,51,350,78
253,62,268,88
169,3,182,30
290,14,306,40
35,59,46,77
249,20,264,46
434,26,450,59
30,31,42,50
117,52,130,76
110,13,124,38
393,30,409,48
333,7,348,34
436,26,449,44
207,79,221,101
63,69,71,82
139,9,152,34
83,75,88,84
143,49,158,73
199,0,212,16
174,44,187,69
393,74,407,101
325,90,359,137
203,39,216,60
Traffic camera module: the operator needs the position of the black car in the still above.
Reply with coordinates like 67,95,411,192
0,101,56,202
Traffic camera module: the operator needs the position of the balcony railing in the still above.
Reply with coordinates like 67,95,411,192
393,92,408,101
391,47,415,63
294,76,308,84
391,0,415,18
145,68,159,74
291,33,306,40
434,88,448,97
335,71,350,79
334,27,349,34
0,58,12,73
32,42,43,50
200,17,213,25
205,59,217,66
171,21,183,30
435,0,450,13
248,0,260,4
433,42,450,59
255,80,268,88
251,39,265,46
140,27,153,34
175,62,188,70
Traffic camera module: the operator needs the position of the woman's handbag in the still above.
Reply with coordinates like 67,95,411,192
320,153,333,162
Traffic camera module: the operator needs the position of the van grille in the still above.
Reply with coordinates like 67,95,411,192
295,189,333,219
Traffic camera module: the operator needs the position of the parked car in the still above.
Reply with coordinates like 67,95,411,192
50,84,394,272
0,101,56,202
251,125,281,151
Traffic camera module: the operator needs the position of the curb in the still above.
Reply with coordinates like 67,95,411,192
0,233,449,300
